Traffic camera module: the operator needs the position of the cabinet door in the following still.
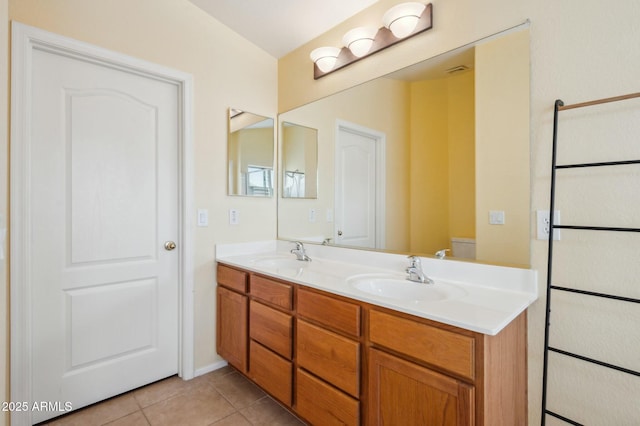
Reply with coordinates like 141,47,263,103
368,349,474,426
216,286,248,373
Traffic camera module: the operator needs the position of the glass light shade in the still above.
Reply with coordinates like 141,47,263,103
310,46,342,72
382,2,426,38
342,27,377,57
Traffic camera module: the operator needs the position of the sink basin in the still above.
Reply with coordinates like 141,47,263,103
250,256,313,276
347,274,465,302
253,257,311,269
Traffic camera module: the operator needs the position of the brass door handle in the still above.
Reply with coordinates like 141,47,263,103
164,241,177,251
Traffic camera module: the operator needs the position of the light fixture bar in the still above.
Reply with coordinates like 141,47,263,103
313,3,432,80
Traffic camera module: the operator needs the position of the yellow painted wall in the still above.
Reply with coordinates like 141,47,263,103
447,71,475,240
409,79,450,253
475,30,530,265
409,71,475,254
6,0,277,396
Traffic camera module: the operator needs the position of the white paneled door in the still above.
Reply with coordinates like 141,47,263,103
26,37,180,423
335,122,386,249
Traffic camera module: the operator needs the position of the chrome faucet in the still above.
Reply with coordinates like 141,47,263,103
290,241,311,261
406,255,434,284
435,249,450,259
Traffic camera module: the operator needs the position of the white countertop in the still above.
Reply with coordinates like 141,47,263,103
215,240,538,336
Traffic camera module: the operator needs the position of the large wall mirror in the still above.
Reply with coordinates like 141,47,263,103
278,27,531,267
228,108,275,197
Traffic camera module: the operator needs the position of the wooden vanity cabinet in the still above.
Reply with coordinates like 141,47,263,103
248,275,294,407
216,263,527,425
216,265,248,374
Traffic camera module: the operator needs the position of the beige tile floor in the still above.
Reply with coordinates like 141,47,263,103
39,366,306,426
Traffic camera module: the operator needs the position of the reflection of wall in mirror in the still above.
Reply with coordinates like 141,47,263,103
282,123,317,198
475,30,529,265
410,70,475,255
229,127,273,195
278,78,408,247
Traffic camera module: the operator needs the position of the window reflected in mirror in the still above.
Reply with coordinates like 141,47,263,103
281,122,318,199
228,108,274,197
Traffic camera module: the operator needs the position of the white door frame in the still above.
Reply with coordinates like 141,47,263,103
335,120,386,249
10,22,195,426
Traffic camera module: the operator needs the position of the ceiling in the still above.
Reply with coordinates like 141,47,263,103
188,0,380,58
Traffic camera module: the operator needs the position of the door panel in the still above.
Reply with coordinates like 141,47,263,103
336,127,377,248
69,89,157,264
67,279,157,369
29,46,179,422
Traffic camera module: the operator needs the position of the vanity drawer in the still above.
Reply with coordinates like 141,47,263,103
250,275,293,310
296,368,359,426
249,340,292,406
297,288,361,337
217,264,247,293
369,310,475,380
250,300,293,359
297,319,360,397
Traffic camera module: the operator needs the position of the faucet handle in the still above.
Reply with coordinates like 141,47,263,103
407,255,421,267
291,241,304,250
435,249,450,259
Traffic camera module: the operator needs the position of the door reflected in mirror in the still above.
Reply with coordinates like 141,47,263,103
228,108,274,197
281,122,318,199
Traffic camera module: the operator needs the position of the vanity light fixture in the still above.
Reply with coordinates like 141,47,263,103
310,2,432,79
343,27,378,57
382,2,427,38
309,46,342,73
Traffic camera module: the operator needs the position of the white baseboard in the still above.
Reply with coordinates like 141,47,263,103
193,360,229,377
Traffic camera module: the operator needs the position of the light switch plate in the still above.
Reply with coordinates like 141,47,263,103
197,209,208,227
489,210,505,225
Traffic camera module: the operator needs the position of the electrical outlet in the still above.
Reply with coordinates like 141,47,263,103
536,210,560,240
229,209,239,225
326,208,334,223
309,208,317,223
